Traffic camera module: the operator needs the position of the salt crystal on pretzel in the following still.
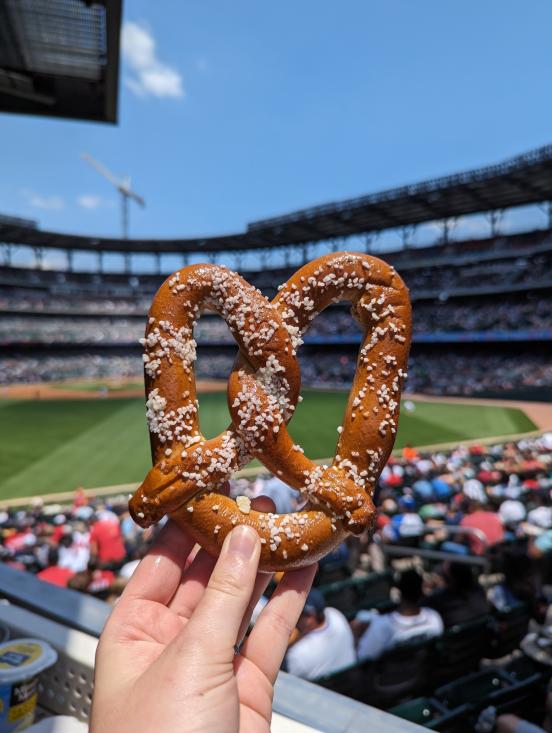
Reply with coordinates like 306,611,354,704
129,252,412,571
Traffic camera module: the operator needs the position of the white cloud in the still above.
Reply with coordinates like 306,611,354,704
122,21,184,99
22,189,64,210
77,194,103,210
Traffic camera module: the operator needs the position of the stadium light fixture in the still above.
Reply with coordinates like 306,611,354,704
80,152,145,240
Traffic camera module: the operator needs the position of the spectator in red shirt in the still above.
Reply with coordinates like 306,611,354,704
4,524,36,554
37,547,75,588
461,499,504,556
89,509,126,569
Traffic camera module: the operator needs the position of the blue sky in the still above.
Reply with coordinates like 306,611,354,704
1,0,551,252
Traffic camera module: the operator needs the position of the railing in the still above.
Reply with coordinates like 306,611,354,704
382,524,491,571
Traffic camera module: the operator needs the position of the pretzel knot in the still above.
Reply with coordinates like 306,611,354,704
129,252,412,571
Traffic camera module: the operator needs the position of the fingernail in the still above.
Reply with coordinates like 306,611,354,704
228,525,258,559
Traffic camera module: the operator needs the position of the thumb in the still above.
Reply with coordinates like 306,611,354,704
184,525,261,654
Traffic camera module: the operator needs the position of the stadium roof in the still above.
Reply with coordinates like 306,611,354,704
249,144,552,241
0,0,121,123
1,144,552,254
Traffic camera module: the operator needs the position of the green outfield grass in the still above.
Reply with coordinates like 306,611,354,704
0,391,536,500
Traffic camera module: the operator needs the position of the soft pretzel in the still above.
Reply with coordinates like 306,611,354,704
129,252,412,571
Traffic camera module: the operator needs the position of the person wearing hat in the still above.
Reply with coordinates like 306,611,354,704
381,496,424,546
499,498,527,539
527,493,552,532
284,589,356,680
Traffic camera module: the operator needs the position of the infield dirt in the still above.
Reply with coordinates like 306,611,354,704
2,378,226,400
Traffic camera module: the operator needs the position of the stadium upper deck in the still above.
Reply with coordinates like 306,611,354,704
1,226,551,304
1,146,551,397
1,144,552,258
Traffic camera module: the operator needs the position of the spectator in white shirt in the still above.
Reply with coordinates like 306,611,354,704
285,589,356,680
57,530,90,573
357,569,443,661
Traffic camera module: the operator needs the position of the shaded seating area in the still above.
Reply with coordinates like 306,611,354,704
391,657,546,732
314,635,432,707
389,697,470,732
316,571,394,617
313,611,535,712
485,602,532,660
431,615,490,686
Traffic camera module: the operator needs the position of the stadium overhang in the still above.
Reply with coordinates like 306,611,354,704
1,145,552,254
248,145,552,242
0,0,121,123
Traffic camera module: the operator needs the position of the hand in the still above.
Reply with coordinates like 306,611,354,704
90,511,316,733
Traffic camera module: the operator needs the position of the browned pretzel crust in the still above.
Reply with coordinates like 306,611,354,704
129,252,412,571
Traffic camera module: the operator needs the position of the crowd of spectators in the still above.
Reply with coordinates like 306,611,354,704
0,317,144,345
0,355,142,385
0,292,150,316
1,348,550,398
2,433,551,688
300,350,552,397
0,489,153,600
406,351,552,396
403,251,552,295
1,293,550,346
276,432,552,679
0,238,551,321
413,296,551,334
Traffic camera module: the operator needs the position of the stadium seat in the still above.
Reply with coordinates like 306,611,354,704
435,669,510,710
363,635,435,708
435,666,543,723
485,603,531,659
317,578,357,616
504,654,545,683
312,562,351,587
317,571,393,617
389,697,471,732
486,538,529,574
431,615,490,686
315,636,434,708
314,659,364,700
352,571,394,612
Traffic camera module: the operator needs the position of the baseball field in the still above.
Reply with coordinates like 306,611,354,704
0,388,537,500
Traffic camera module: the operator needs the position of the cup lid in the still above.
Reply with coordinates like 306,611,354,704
0,638,58,684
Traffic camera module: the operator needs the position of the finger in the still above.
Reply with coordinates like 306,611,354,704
167,494,273,620
236,570,273,647
121,520,195,605
170,540,271,633
183,525,261,652
240,563,317,683
168,548,217,619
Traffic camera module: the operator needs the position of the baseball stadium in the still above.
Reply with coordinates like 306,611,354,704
1,3,552,733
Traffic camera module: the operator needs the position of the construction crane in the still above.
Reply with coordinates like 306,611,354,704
81,152,145,240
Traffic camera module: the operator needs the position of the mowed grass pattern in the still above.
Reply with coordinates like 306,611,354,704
0,391,536,499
